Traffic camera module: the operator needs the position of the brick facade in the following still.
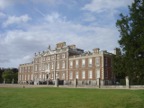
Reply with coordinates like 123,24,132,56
18,42,115,85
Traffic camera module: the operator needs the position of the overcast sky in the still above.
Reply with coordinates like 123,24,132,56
0,0,134,68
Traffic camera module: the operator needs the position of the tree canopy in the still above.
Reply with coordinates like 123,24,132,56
115,0,144,84
1,68,18,83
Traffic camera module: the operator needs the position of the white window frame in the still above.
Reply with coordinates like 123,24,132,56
75,60,79,68
62,61,65,69
51,62,54,69
96,57,100,66
82,59,85,67
62,72,65,79
76,71,79,79
82,71,85,79
89,58,92,67
89,70,92,79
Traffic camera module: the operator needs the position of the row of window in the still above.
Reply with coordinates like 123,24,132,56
22,57,101,72
34,57,101,71
69,57,100,67
19,74,33,81
35,54,66,63
19,69,101,81
69,70,100,79
34,61,66,71
20,67,32,73
69,71,92,79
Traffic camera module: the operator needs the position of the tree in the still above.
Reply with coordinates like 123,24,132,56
2,68,18,83
0,68,4,83
116,0,144,84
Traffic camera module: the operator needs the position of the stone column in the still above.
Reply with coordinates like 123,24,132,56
74,79,77,88
3,79,5,84
55,78,59,87
97,78,100,88
125,76,129,88
12,79,14,84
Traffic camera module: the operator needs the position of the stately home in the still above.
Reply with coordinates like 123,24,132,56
18,42,117,86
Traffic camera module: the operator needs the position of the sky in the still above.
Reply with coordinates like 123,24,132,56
0,0,134,68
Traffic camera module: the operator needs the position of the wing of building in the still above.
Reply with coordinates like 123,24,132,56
18,42,117,86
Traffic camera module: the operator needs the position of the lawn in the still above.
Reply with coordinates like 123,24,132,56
0,87,144,108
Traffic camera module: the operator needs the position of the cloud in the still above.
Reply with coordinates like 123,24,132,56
45,12,66,23
82,0,134,13
0,0,9,9
0,12,119,67
3,14,31,27
31,0,64,5
0,12,6,18
0,0,25,9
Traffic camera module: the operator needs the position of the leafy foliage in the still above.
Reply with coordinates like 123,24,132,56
115,0,144,84
0,68,18,83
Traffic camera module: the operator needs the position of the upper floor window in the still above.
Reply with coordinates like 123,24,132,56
88,58,92,67
62,61,65,69
62,53,65,58
82,59,85,67
96,57,100,66
69,60,73,68
51,62,54,69
75,60,79,68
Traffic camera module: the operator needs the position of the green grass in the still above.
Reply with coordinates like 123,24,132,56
0,87,144,108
